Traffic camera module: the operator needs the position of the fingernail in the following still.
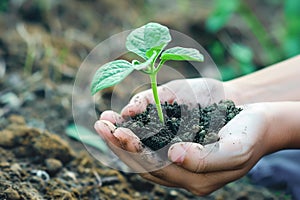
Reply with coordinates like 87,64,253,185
94,120,115,136
113,128,139,141
94,121,102,131
121,104,135,117
168,143,187,164
113,128,142,152
127,105,138,116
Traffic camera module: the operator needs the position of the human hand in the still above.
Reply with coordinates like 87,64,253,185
94,56,300,195
95,103,272,195
121,78,232,117
94,78,251,193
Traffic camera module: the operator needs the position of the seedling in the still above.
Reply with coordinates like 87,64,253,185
91,22,204,124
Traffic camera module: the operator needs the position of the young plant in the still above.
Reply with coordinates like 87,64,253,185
91,22,204,124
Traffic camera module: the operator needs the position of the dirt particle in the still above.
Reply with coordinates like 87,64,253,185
32,132,75,164
118,137,129,150
10,163,22,173
45,158,63,176
0,162,10,168
52,189,75,200
196,145,203,151
169,190,178,197
4,187,20,200
0,130,15,147
134,191,141,197
8,115,26,125
31,170,50,182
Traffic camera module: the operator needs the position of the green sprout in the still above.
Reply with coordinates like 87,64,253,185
91,22,204,124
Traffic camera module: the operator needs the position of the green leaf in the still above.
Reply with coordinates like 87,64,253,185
126,22,171,60
90,60,134,95
160,47,204,62
66,124,108,153
145,43,166,59
132,51,157,70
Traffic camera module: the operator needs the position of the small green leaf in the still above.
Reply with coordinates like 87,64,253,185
126,22,171,60
161,47,204,62
66,124,108,153
132,51,157,70
91,60,134,95
145,43,166,59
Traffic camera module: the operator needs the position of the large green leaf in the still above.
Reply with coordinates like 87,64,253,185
160,47,204,62
90,60,134,95
126,22,171,60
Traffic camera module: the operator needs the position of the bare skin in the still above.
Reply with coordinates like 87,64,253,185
95,55,300,196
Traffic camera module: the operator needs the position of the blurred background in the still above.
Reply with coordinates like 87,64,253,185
1,0,299,82
0,0,299,199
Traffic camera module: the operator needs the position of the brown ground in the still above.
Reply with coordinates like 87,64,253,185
0,0,290,199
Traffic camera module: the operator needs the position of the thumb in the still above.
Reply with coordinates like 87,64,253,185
167,139,246,173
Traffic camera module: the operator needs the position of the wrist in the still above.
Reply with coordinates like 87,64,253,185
264,102,300,153
223,80,249,105
224,77,274,105
224,55,300,104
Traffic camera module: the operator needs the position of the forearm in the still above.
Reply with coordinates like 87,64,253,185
265,101,300,153
225,55,300,104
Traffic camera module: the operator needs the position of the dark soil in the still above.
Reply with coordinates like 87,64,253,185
121,100,242,151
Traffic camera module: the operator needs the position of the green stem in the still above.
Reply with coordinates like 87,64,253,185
154,59,166,73
149,73,164,124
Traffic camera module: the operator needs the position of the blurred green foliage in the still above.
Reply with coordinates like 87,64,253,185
4,0,298,82
284,0,300,57
205,0,239,33
205,0,300,80
0,0,8,12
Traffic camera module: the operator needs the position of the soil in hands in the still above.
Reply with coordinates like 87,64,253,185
121,100,242,151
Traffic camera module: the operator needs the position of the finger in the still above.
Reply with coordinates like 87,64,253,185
113,127,170,172
100,111,124,124
121,85,176,117
94,121,164,172
94,120,145,172
167,142,242,173
94,121,178,187
168,129,253,173
113,127,143,153
121,91,150,117
94,120,118,145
